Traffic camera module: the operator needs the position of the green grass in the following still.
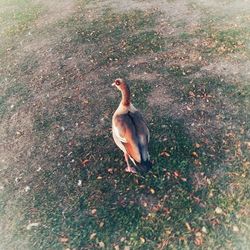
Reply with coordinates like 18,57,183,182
0,3,42,37
61,9,164,66
20,113,247,249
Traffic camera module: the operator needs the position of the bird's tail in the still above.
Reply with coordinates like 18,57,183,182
135,160,152,173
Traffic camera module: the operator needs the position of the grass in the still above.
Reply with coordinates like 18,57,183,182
0,83,31,118
0,0,249,249
63,9,164,66
0,0,42,37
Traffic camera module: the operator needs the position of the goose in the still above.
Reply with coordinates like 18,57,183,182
112,78,152,173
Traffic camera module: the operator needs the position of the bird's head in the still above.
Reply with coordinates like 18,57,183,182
112,78,127,91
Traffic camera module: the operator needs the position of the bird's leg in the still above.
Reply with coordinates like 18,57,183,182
124,153,137,173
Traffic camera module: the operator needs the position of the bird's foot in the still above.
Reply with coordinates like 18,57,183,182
125,166,137,173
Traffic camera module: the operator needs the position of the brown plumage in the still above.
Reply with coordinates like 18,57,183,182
112,78,152,173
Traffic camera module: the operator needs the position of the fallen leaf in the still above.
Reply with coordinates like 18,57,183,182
242,161,250,168
59,236,69,244
194,236,203,246
90,233,96,240
210,218,220,226
191,152,199,158
162,207,170,214
201,226,207,234
173,171,180,177
150,188,155,194
195,232,202,237
215,207,223,214
160,151,170,157
99,241,105,248
195,143,201,148
194,159,202,167
99,222,104,228
26,222,40,230
82,159,90,166
152,204,162,212
107,168,113,173
140,237,145,243
185,222,192,231
232,225,239,232
91,209,97,215
189,91,196,97
244,141,250,149
165,230,172,235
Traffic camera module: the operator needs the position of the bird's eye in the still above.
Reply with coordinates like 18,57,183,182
115,80,121,85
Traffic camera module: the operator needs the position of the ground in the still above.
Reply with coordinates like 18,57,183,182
0,0,249,249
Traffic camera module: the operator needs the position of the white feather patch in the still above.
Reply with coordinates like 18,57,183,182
113,125,127,143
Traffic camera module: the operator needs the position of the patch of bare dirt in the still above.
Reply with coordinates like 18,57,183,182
201,58,250,84
148,84,174,108
0,108,35,182
195,0,250,15
35,0,76,28
129,72,161,81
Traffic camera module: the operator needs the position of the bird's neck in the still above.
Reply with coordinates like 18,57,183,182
121,86,131,106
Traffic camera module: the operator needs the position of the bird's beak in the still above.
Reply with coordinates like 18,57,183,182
112,82,116,86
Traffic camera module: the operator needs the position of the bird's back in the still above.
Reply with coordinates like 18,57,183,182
112,104,151,171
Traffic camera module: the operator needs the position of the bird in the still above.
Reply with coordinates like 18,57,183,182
112,78,152,173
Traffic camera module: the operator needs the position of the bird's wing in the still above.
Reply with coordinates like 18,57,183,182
128,110,150,142
113,113,141,163
127,110,150,162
